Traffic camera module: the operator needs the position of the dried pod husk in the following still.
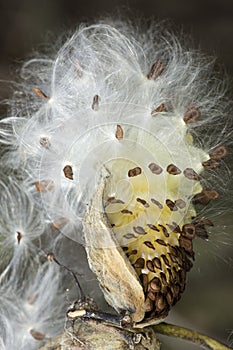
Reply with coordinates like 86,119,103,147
83,169,145,323
39,322,161,350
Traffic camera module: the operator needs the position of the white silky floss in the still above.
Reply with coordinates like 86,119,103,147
0,21,231,348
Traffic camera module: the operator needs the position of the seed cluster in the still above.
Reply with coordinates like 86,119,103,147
105,173,195,319
103,114,227,321
105,182,213,319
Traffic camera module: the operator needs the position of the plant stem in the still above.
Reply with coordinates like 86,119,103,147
153,322,232,350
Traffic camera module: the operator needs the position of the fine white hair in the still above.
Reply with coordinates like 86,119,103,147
0,19,232,349
0,262,65,350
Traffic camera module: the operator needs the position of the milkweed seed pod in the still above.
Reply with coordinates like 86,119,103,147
0,21,231,328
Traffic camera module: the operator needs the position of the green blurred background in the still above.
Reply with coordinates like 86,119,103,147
0,1,233,349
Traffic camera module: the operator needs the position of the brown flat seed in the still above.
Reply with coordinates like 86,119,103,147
140,273,148,292
173,283,182,300
27,294,38,305
183,256,194,270
161,254,170,267
127,251,135,258
156,239,167,246
194,217,214,226
136,197,150,208
152,257,162,270
128,167,142,177
133,226,146,235
133,258,145,268
30,329,45,341
147,290,156,301
92,94,100,111
182,224,196,239
196,217,214,226
160,272,167,286
121,209,133,214
144,241,155,250
158,224,169,237
17,231,22,244
151,198,163,209
106,198,125,206
108,198,125,204
147,61,165,80
209,145,227,160
168,245,178,256
183,168,199,180
178,269,186,285
193,189,219,205
148,163,163,174
123,233,137,239
183,106,200,124
32,87,48,99
166,287,173,305
170,284,179,298
35,180,55,193
51,217,69,230
47,252,55,262
174,199,186,209
179,236,193,253
179,282,186,294
128,249,137,256
167,268,174,283
115,124,123,140
73,65,83,78
170,245,183,259
39,136,50,149
169,285,176,300
156,293,166,311
147,224,159,232
202,159,220,169
166,223,181,233
146,260,155,272
166,199,178,211
145,296,154,312
63,165,73,180
151,103,166,115
150,277,161,292
167,164,181,175
172,222,182,233
195,225,209,240
168,253,178,263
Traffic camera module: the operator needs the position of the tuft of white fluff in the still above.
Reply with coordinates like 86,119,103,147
0,177,46,270
0,262,65,350
1,22,229,243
